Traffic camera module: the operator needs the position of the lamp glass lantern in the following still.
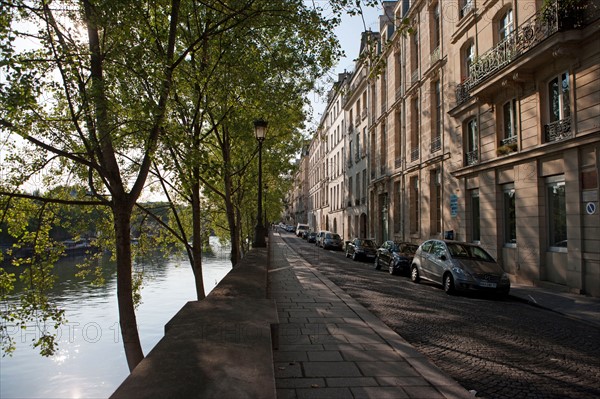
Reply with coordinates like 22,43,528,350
254,119,268,141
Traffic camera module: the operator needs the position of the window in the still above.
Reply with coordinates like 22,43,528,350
471,189,480,242
356,132,360,158
348,176,353,205
411,97,419,161
548,72,571,123
465,118,478,165
431,4,441,50
546,72,572,142
462,41,475,80
431,80,442,152
460,0,474,19
498,9,514,42
501,98,518,146
410,30,419,75
410,176,419,233
503,184,516,245
430,169,441,234
547,176,567,249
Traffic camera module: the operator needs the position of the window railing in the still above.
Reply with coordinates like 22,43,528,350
545,117,572,143
395,85,404,101
501,135,518,146
395,156,403,169
466,149,479,166
411,147,419,162
429,46,441,67
410,69,419,85
431,135,442,153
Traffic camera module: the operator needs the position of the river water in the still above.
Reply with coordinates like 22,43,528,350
0,237,232,398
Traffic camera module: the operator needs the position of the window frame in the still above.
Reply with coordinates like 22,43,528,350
548,71,571,123
546,175,567,252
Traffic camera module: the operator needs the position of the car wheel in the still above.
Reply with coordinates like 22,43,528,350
444,273,455,295
410,265,420,283
388,260,396,275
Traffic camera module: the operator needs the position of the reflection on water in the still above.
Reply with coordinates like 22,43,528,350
0,237,232,399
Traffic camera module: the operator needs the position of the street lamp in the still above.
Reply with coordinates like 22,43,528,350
253,119,268,248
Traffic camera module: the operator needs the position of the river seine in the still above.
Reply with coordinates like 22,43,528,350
0,237,232,398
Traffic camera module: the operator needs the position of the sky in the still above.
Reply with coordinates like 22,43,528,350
308,3,384,127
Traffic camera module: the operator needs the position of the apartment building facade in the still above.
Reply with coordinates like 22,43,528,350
290,0,600,297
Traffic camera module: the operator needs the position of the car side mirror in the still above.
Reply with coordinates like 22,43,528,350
440,254,447,261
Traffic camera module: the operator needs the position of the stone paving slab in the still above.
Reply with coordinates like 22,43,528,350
269,233,472,399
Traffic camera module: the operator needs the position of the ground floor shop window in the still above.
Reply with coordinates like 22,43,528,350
547,175,567,250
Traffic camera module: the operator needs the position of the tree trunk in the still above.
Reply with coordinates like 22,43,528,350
191,178,206,300
113,202,144,371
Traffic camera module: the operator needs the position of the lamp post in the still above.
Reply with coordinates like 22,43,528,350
253,119,268,248
264,183,269,237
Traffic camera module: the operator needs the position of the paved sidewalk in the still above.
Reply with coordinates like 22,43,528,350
268,233,471,399
509,283,600,329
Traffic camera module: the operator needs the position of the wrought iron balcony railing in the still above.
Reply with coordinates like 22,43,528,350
466,149,479,166
455,0,598,106
545,117,572,143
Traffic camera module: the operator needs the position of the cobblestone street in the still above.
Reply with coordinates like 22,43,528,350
283,235,600,399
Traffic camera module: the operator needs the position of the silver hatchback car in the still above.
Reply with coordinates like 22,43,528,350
410,240,510,296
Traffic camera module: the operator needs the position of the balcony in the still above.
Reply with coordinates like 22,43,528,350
465,150,479,166
455,0,599,106
545,117,572,143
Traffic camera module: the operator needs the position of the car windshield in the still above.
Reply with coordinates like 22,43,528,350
360,239,377,248
446,243,494,262
328,233,341,240
396,243,418,254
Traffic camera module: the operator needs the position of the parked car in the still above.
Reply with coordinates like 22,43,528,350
296,223,310,237
410,239,511,296
306,231,317,243
345,238,378,262
375,241,418,275
315,231,327,247
322,232,343,250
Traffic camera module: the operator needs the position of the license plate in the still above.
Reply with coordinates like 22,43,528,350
480,281,497,288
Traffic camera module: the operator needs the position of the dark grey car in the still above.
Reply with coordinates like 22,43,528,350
345,238,378,262
411,239,510,296
375,241,418,275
